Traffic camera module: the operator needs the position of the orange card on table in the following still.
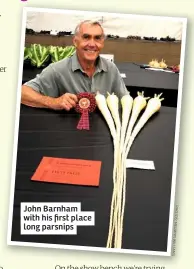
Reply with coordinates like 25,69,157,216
31,157,102,186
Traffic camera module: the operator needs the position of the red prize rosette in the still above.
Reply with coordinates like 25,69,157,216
75,93,96,130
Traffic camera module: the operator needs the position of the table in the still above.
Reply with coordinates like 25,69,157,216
11,104,177,252
22,62,179,107
117,63,179,107
117,63,179,90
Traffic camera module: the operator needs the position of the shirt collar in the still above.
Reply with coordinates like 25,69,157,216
71,52,108,73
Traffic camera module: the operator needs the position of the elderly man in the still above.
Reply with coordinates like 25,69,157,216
21,20,128,111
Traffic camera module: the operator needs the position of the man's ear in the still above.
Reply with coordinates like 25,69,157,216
73,36,77,47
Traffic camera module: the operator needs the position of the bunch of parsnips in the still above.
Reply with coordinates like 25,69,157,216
95,91,164,249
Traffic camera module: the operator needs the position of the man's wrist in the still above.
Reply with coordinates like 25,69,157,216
43,96,60,110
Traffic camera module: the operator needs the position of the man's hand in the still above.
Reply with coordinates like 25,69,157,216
53,93,78,110
21,85,78,111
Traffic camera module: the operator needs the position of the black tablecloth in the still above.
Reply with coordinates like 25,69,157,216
116,63,179,107
22,62,179,107
11,104,177,252
116,63,179,90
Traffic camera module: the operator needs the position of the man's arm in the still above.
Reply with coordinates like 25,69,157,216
21,85,78,111
21,64,78,110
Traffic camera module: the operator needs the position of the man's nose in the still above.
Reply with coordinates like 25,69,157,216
88,38,96,46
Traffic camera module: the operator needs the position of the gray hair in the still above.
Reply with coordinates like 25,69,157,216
74,20,105,37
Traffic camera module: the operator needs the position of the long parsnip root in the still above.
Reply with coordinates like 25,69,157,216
96,91,163,249
95,92,119,248
115,92,148,247
118,93,163,247
113,94,133,247
106,92,122,248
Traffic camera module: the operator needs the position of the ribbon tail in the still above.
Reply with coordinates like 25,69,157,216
83,110,89,130
77,110,89,130
77,114,84,130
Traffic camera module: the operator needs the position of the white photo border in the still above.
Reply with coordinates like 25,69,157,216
7,6,187,257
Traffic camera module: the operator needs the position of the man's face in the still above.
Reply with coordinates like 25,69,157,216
73,23,105,63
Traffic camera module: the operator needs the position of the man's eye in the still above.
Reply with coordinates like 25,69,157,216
82,35,90,39
95,36,102,40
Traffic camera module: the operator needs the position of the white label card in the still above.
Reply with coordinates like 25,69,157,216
120,73,126,78
126,159,155,170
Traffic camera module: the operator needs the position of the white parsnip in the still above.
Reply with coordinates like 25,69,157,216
95,92,118,248
120,94,133,151
106,92,121,130
113,94,133,247
117,92,149,248
117,93,163,248
95,92,116,140
123,92,149,168
130,93,163,141
95,90,163,249
123,92,148,151
106,92,122,248
106,92,121,182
